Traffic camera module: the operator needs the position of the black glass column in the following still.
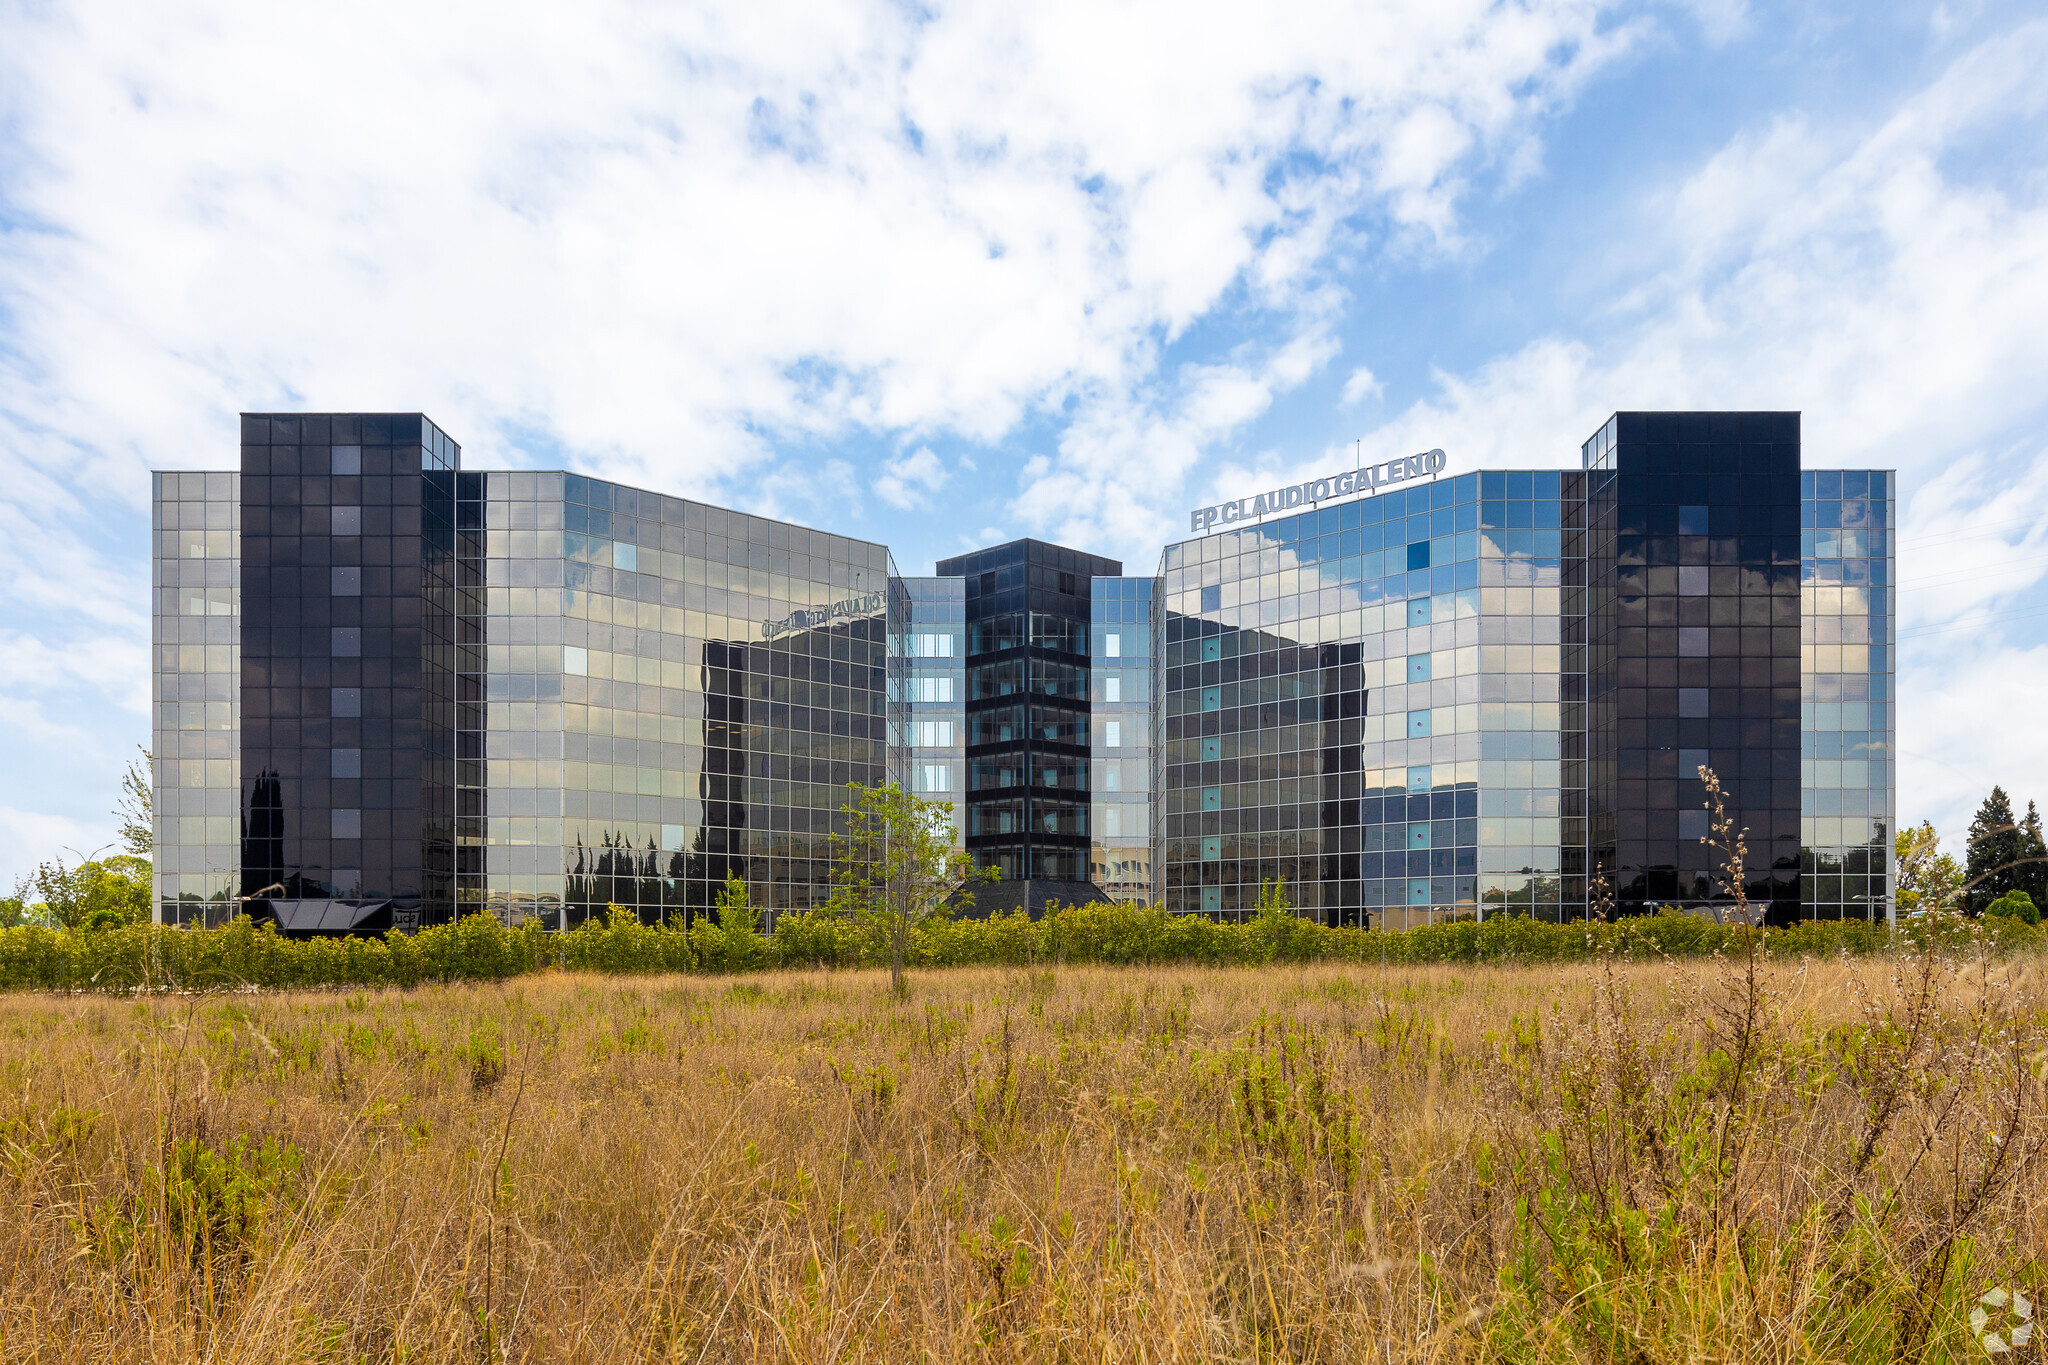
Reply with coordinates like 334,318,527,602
237,412,466,929
938,538,1121,912
1575,411,1803,922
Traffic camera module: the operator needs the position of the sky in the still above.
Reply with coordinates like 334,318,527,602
3,0,2046,886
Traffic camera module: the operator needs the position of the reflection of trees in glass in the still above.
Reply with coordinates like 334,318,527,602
563,830,731,929
241,770,285,898
1481,874,1566,921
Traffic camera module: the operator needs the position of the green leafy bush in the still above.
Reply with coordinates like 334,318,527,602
0,900,2027,994
1987,889,2041,926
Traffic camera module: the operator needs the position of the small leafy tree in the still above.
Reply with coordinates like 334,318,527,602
1895,821,1964,913
715,871,751,924
824,782,995,994
116,747,155,857
31,856,152,930
0,875,38,929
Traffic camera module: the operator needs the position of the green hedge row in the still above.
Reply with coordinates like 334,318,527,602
0,903,2034,994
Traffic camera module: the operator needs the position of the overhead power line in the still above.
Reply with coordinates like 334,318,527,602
1896,604,2048,641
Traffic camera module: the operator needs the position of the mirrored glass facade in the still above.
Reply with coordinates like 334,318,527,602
1800,470,1894,919
1157,414,1893,926
150,407,1892,928
1090,577,1159,903
901,577,966,841
478,472,898,927
936,539,1123,909
234,414,468,930
1160,471,1563,924
151,471,243,924
1576,412,1803,920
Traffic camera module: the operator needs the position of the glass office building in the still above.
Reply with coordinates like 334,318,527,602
900,577,967,841
1799,470,1893,919
1573,412,1804,920
1090,576,1159,903
152,408,1894,928
934,539,1124,914
156,417,901,929
151,471,243,922
476,470,899,928
1156,412,1894,926
1159,470,1559,925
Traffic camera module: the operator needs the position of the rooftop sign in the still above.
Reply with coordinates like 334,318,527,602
1189,448,1447,534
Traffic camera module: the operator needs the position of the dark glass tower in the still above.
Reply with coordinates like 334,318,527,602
236,413,473,930
936,539,1121,913
1575,412,1803,922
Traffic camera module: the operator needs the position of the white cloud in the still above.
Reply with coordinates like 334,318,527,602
1340,366,1384,406
0,808,105,894
874,446,950,509
0,0,1637,496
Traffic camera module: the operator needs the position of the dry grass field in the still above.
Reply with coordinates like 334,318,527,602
0,941,2042,1362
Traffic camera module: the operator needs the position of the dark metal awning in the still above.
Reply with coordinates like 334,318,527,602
259,899,395,935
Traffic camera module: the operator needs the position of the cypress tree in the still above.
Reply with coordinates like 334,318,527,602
2019,800,2048,910
1964,786,2023,911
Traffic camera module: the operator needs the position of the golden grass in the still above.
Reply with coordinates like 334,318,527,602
0,946,2041,1362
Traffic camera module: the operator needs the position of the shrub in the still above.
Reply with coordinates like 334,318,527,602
770,908,860,968
1987,889,2041,926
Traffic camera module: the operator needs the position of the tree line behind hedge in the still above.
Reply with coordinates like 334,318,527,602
0,896,2038,994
